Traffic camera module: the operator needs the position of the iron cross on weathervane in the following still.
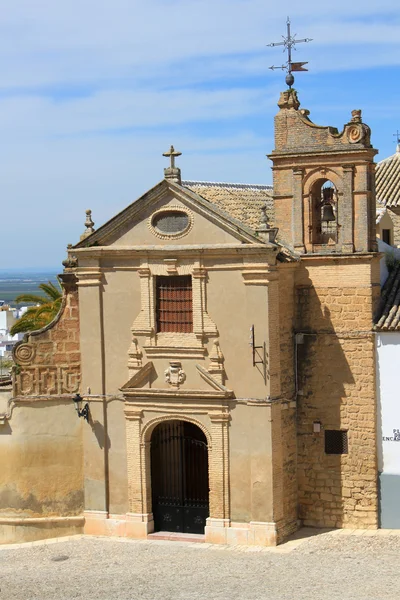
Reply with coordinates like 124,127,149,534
267,17,312,89
393,130,400,145
163,145,182,169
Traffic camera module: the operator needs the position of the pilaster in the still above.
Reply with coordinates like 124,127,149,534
292,167,305,253
341,164,355,253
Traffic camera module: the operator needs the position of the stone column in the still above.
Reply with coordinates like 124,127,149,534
292,168,305,253
341,164,355,253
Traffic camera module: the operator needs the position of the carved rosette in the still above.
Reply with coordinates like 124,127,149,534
13,343,35,365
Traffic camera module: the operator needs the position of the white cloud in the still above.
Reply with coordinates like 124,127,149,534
0,0,399,267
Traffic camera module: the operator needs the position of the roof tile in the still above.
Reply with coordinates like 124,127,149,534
182,181,274,230
376,147,400,207
374,261,400,331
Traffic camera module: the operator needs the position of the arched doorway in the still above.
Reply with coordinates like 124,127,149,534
150,420,209,534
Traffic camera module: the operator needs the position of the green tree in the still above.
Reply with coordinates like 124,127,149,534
10,280,63,336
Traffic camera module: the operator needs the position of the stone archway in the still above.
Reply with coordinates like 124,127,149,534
124,406,230,540
150,420,209,534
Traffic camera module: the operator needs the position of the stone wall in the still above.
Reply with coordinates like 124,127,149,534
387,207,400,247
0,274,84,544
274,263,298,541
295,257,380,529
13,274,80,397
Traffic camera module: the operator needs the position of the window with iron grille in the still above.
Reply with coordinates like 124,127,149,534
325,430,348,455
156,275,193,333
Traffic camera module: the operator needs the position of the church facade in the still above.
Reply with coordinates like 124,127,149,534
0,88,381,545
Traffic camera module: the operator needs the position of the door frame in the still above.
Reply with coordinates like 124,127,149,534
150,419,209,534
124,406,230,538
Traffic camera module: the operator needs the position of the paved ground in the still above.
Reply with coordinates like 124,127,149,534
1,529,400,600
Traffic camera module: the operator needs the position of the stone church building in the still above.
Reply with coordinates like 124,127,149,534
0,88,381,545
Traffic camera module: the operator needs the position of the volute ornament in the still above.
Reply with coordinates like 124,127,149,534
14,343,35,365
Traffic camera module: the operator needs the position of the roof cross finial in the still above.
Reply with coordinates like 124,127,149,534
267,17,312,88
163,145,182,169
162,145,182,184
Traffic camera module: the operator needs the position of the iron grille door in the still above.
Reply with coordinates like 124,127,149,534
151,421,209,534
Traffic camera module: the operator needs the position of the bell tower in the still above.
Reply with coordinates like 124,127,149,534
268,89,378,254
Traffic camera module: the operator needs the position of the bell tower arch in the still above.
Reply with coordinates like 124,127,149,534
268,89,378,254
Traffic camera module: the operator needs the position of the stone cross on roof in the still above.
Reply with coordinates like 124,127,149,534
163,145,182,184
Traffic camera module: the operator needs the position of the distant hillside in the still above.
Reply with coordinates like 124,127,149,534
0,271,59,305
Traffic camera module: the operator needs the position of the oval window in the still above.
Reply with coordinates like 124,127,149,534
152,210,189,235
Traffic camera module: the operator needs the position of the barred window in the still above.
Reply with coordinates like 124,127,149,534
325,430,348,455
152,211,189,235
156,275,193,333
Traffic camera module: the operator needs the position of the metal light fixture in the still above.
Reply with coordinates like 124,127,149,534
73,393,90,422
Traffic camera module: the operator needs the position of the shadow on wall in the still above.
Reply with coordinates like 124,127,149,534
0,420,12,435
295,277,374,529
90,418,111,450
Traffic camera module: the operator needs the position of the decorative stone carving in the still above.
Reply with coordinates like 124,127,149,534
351,109,362,123
256,205,278,243
14,343,35,366
346,110,371,145
347,125,363,144
277,89,300,110
208,341,225,385
148,205,193,240
164,361,186,388
60,367,80,394
128,336,143,375
80,209,95,241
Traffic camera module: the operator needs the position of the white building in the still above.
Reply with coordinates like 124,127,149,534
375,241,400,528
0,306,25,358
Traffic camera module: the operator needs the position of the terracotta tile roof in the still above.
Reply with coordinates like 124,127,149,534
374,262,400,331
182,181,274,230
376,146,400,207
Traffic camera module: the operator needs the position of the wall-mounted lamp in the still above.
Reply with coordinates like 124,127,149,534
73,393,90,422
313,421,322,433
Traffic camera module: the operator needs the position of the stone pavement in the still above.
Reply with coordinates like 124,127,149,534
1,528,400,599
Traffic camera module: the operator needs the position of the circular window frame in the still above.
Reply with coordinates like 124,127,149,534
148,205,194,240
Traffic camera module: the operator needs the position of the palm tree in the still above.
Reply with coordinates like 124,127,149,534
10,280,63,336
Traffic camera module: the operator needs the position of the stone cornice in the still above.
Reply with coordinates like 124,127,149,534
300,252,380,264
72,243,277,260
269,148,378,162
122,388,234,399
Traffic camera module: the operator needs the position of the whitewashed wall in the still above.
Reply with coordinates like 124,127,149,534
376,332,400,528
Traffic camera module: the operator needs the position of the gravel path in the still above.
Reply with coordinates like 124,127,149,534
1,530,400,600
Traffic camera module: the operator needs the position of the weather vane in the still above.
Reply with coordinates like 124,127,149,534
394,130,400,145
267,17,312,89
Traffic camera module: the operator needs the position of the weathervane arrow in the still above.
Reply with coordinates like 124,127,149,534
267,17,312,88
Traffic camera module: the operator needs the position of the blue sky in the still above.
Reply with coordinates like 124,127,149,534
0,0,399,269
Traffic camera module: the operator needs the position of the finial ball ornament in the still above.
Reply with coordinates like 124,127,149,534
285,72,295,87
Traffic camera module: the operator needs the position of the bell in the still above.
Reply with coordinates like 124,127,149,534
321,203,335,223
